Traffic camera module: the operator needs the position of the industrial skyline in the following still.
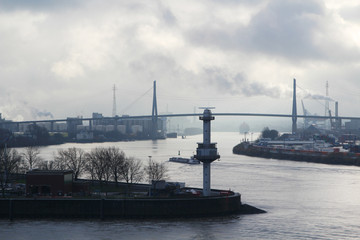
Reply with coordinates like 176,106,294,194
1,1,360,124
1,79,356,137
0,77,356,133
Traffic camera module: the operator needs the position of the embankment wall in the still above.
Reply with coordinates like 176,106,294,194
0,193,242,219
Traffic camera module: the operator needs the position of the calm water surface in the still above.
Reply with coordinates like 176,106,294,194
1,132,360,240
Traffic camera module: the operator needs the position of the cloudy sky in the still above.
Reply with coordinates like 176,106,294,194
1,0,360,127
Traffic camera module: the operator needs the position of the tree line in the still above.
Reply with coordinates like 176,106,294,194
0,146,167,196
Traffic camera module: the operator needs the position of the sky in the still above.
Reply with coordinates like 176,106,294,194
1,0,360,130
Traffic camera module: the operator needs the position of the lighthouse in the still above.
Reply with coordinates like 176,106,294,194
194,108,220,197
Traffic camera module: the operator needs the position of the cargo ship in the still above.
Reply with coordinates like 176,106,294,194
233,141,360,166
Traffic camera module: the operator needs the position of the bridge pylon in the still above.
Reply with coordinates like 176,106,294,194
292,78,297,134
151,80,158,139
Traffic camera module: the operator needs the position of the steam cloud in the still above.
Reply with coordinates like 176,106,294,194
31,108,54,119
303,93,334,102
204,67,288,98
0,99,54,121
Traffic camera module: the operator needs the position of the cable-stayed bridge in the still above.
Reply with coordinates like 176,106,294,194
3,112,360,125
0,80,358,139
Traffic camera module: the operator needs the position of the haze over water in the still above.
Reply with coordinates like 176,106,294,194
1,132,360,240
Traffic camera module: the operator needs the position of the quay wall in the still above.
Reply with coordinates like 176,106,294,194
0,193,243,219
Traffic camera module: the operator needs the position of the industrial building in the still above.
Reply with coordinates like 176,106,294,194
26,170,89,197
344,119,360,131
0,111,166,142
26,170,74,196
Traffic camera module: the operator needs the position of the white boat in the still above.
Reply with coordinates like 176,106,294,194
169,156,200,164
188,157,201,164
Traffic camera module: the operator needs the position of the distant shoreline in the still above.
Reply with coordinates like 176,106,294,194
8,136,153,149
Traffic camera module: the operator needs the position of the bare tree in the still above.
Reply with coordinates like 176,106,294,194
37,160,55,170
55,147,86,180
0,148,22,197
85,147,144,195
52,151,67,170
102,151,112,184
84,153,96,183
119,157,143,194
22,146,42,170
144,159,168,183
85,148,110,185
106,147,125,186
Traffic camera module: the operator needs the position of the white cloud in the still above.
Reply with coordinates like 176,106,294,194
51,56,85,79
0,0,360,122
51,23,117,79
0,10,46,39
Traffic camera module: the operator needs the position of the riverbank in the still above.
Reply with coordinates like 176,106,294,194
233,142,360,166
0,189,265,220
3,132,360,239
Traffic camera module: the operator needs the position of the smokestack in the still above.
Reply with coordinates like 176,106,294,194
335,101,338,118
335,101,341,131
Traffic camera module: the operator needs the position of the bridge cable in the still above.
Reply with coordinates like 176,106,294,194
120,87,153,115
296,83,333,114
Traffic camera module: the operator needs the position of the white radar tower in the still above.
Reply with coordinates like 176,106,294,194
194,108,220,197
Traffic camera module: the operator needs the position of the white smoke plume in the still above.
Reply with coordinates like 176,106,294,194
303,93,334,102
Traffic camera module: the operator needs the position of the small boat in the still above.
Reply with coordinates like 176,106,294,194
188,157,201,164
166,132,178,138
169,156,200,164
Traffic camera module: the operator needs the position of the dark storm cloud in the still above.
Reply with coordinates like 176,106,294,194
32,109,54,119
0,0,82,11
0,0,358,118
186,0,326,61
204,67,283,98
129,53,179,80
208,0,264,6
129,53,284,99
205,67,236,94
128,53,196,93
158,3,177,26
247,0,325,59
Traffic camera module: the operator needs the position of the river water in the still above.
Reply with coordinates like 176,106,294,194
1,132,360,240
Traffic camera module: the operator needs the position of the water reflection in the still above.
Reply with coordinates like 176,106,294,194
3,132,360,240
